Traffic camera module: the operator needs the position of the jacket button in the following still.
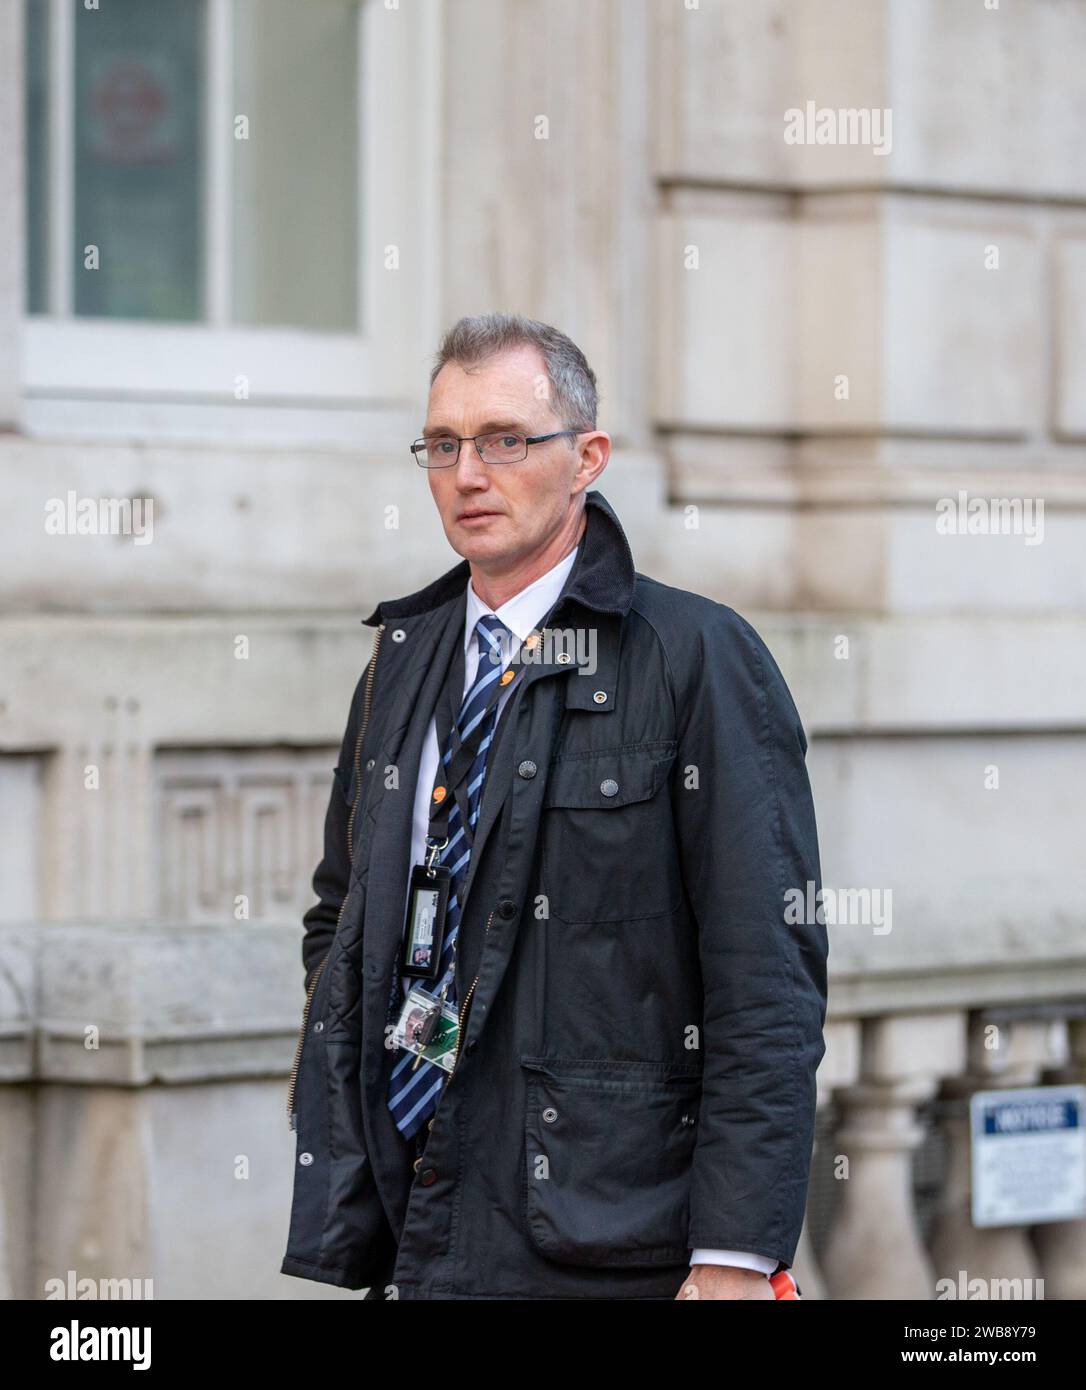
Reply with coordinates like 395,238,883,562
556,652,572,664
299,1152,314,1166
419,1167,438,1186
600,779,619,797
365,758,375,770
542,1107,558,1124
517,760,537,779
593,691,608,704
391,628,406,643
497,899,517,920
313,1020,323,1033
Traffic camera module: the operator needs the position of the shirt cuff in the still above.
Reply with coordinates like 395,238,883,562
689,1248,778,1275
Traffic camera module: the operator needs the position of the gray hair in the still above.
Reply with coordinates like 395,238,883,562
430,313,598,434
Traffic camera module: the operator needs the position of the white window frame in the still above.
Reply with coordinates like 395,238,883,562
21,0,442,449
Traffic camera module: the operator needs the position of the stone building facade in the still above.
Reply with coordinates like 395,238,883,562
0,0,1083,1299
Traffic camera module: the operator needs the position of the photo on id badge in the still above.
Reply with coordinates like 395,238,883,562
406,886,439,972
393,987,460,1073
412,898,435,969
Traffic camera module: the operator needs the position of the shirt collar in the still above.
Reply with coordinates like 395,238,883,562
464,543,579,652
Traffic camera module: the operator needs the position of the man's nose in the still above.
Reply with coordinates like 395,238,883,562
454,438,489,480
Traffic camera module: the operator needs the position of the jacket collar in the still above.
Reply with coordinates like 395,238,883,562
361,489,636,628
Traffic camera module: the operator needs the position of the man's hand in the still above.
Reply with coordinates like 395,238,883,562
676,1264,776,1300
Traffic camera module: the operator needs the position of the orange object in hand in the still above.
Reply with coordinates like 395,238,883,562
770,1269,801,1300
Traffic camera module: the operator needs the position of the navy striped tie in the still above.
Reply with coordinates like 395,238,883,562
387,613,512,1140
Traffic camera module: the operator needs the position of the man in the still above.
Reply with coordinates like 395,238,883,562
281,313,828,1300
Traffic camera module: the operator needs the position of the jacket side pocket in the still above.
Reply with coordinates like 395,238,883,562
521,1056,701,1267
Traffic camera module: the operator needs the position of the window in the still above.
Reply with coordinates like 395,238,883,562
22,0,440,445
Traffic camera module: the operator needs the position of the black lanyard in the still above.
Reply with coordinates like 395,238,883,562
427,639,526,853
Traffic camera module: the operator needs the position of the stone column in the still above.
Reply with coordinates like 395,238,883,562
794,1016,861,1299
822,1010,966,1299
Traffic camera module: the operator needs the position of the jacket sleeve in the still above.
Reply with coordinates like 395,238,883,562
668,605,828,1268
300,671,367,992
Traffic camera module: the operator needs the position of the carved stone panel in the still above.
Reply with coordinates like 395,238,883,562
155,748,338,923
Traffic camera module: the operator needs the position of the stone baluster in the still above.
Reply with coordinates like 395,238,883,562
822,1010,966,1299
792,1016,860,1299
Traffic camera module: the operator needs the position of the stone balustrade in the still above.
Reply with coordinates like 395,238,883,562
1,920,1083,1299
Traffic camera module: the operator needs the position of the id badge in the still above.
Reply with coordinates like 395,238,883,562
401,862,452,979
392,987,460,1074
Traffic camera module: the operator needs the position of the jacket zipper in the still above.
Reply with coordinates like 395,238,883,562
450,907,495,1074
287,623,386,1129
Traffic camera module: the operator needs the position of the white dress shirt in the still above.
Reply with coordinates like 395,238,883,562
404,543,776,1277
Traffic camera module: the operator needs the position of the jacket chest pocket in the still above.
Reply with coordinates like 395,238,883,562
540,743,680,923
521,1056,702,1268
